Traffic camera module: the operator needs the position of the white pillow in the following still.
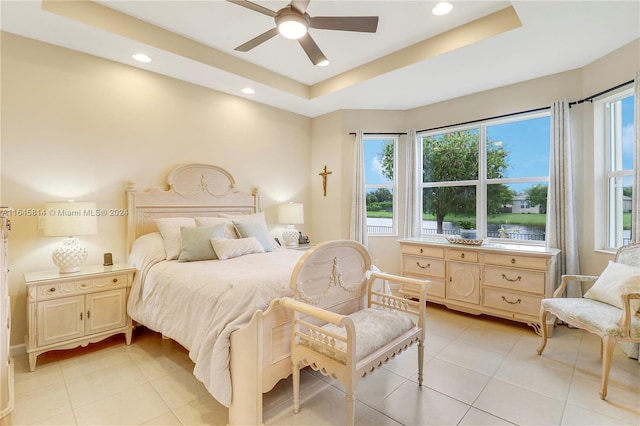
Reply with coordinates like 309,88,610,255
194,216,237,239
210,237,265,260
584,260,640,312
155,217,196,260
128,232,166,270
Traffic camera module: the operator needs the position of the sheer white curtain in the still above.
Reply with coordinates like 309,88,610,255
404,129,422,238
350,130,368,246
546,100,581,296
632,71,640,244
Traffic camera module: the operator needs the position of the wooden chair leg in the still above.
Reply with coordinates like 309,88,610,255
417,340,425,386
292,361,300,414
599,337,617,400
537,307,549,355
345,383,355,426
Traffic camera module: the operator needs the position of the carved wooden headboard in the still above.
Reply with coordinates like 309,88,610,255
126,164,259,253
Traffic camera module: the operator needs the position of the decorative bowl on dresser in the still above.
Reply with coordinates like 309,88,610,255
399,238,560,335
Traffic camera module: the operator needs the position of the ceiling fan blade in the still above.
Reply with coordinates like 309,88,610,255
298,34,328,66
310,16,379,33
227,0,276,17
290,0,310,14
234,27,280,52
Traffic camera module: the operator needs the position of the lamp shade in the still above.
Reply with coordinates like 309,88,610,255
278,203,304,225
43,201,98,237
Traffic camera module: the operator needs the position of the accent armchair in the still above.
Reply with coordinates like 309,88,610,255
537,242,640,399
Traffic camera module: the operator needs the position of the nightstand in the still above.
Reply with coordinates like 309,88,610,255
24,263,135,371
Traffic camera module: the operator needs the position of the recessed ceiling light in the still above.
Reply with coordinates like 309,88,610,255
432,2,453,16
317,59,330,67
132,53,152,63
242,87,255,94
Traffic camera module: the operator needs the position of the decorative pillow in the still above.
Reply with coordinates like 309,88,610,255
155,217,197,260
210,237,265,260
194,216,237,239
584,261,640,312
220,212,278,250
232,221,273,252
178,223,226,262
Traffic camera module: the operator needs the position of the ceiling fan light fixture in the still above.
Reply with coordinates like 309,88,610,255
278,17,307,39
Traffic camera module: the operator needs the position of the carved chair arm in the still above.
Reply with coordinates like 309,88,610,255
619,292,640,337
552,274,599,298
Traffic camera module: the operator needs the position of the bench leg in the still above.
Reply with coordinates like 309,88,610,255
417,340,424,386
345,383,355,426
292,361,300,414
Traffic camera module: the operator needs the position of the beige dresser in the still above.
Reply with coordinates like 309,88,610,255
399,238,560,335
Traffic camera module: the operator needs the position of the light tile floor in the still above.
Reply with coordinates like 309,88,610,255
3,304,639,425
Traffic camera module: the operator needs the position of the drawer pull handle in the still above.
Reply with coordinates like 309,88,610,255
80,312,83,320
501,296,522,305
460,253,465,259
79,283,90,289
416,262,430,269
511,258,516,264
112,278,118,283
501,274,521,282
87,310,91,319
47,287,56,293
420,248,423,254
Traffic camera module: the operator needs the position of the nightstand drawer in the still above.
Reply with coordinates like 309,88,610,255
32,274,127,301
91,274,128,290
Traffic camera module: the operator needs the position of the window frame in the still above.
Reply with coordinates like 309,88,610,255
363,136,398,236
418,111,551,244
595,88,634,250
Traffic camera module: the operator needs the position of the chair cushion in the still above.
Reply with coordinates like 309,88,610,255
542,298,640,338
303,308,416,364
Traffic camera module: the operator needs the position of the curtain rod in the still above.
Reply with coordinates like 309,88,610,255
349,78,634,136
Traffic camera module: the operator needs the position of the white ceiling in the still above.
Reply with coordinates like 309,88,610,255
1,1,639,117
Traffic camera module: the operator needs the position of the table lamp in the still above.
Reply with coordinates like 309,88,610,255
278,202,304,248
43,201,98,273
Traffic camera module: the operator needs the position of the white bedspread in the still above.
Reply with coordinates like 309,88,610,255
127,246,303,407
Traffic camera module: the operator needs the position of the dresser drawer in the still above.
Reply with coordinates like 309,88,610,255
32,274,128,301
483,253,548,270
448,249,478,263
401,244,445,258
482,287,542,317
400,276,445,298
483,266,545,294
91,274,128,290
402,256,446,277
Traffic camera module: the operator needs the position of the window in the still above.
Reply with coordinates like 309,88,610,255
601,90,634,249
419,113,550,242
364,137,397,235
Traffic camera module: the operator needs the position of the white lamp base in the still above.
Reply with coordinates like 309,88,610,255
52,237,88,274
282,225,299,248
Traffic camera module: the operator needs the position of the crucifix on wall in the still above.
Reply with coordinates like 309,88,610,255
319,165,332,197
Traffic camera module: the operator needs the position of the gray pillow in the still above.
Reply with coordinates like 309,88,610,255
232,221,273,252
178,223,226,262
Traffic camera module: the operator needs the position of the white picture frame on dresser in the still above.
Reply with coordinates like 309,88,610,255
24,263,136,371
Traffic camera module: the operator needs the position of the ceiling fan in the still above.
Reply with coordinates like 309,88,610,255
227,0,379,66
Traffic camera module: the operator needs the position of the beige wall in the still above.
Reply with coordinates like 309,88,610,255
1,33,312,346
2,30,639,349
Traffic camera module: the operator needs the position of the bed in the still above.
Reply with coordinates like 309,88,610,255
125,163,307,425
